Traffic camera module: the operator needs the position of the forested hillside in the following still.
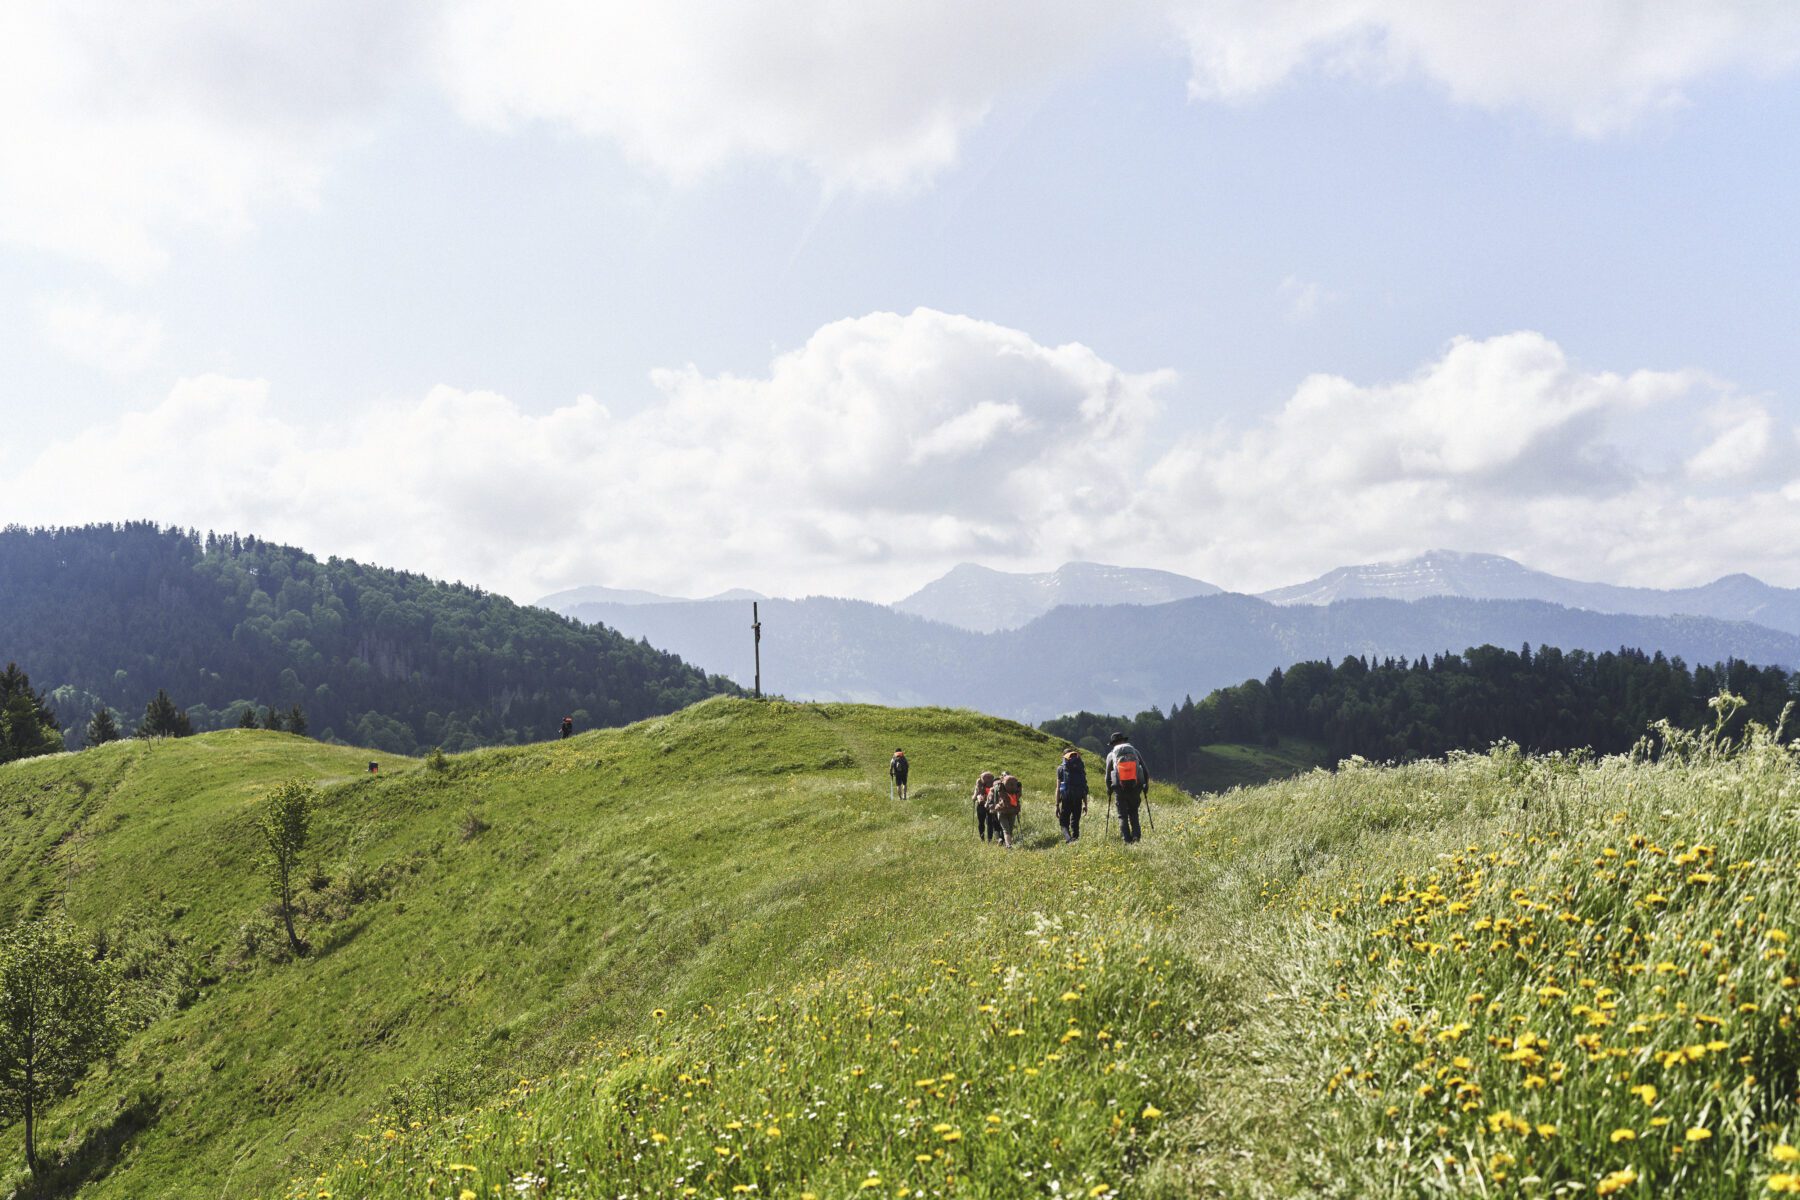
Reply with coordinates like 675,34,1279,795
1045,643,1798,784
0,524,735,753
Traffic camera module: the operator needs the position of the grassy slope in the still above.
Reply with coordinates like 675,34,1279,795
1,700,1147,1199
1187,736,1329,792
5,701,1799,1198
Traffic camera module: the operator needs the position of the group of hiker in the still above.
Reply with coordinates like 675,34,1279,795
892,733,1152,849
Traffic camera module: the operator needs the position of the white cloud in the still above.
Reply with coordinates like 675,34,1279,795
0,1,417,275
431,0,1144,191
1172,0,1800,135
15,310,1800,598
37,293,163,374
1277,275,1335,322
5,2,1800,268
1684,401,1786,482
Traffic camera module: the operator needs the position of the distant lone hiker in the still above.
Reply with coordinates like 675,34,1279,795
973,770,998,843
890,748,910,800
1056,748,1089,843
1105,732,1150,844
561,715,574,740
368,761,379,775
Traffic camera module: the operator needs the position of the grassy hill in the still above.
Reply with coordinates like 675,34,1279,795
2,698,1797,1197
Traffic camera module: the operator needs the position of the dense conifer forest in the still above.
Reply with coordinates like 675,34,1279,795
0,523,736,753
1044,643,1798,786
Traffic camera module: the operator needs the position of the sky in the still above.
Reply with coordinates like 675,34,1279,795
5,1,1800,603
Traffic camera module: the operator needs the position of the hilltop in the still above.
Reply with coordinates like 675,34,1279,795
3,697,1796,1198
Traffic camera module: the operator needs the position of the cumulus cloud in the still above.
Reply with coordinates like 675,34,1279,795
8,2,1800,268
431,0,1143,191
37,293,163,374
15,310,1800,598
0,1,419,274
1172,0,1800,135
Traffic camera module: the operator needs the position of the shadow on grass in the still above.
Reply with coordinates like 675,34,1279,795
14,1090,160,1200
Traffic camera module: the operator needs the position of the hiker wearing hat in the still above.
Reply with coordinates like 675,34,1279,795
972,770,998,842
1055,748,1089,842
1104,732,1150,843
889,748,910,800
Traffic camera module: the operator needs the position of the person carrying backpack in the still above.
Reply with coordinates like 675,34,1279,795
972,771,998,842
991,770,1023,849
1104,732,1150,844
889,749,910,800
1056,748,1089,842
560,715,574,739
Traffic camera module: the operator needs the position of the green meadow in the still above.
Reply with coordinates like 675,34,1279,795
2,697,1796,1197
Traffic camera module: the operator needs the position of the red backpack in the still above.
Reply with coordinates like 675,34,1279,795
995,774,1022,812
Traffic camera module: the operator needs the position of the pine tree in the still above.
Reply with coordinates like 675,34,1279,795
286,704,308,736
137,689,193,738
0,663,63,764
86,706,120,745
237,706,260,729
260,706,284,732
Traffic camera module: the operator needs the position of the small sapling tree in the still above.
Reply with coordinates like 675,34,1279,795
0,915,121,1175
260,780,314,957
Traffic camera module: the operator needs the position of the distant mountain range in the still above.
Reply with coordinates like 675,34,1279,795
549,591,1800,723
892,561,1221,632
537,584,765,609
1257,549,1800,636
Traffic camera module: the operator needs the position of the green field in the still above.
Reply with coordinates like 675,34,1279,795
2,698,1796,1197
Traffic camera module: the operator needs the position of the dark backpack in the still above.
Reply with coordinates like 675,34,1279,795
1059,756,1088,801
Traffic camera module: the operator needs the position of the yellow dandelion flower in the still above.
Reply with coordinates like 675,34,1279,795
1061,991,1081,1002
1769,1175,1800,1193
1597,1167,1638,1196
1688,1127,1712,1142
766,1126,781,1138
1142,1104,1164,1119
1611,1129,1637,1143
1089,1187,1111,1198
1776,1146,1800,1163
651,1132,669,1144
943,1130,962,1142
859,1179,883,1191
652,1008,667,1019
1631,1084,1658,1106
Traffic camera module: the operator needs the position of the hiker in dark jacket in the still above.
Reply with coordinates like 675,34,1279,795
560,715,574,739
1056,748,1089,842
1104,732,1150,843
890,749,910,800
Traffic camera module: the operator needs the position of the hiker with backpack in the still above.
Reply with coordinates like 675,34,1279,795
991,770,1023,849
1104,732,1150,844
560,715,574,739
1056,748,1089,842
972,770,998,842
890,748,910,800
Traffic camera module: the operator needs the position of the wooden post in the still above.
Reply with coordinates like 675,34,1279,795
752,602,762,698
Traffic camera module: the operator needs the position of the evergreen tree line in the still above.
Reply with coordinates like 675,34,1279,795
1043,643,1798,787
0,523,737,755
